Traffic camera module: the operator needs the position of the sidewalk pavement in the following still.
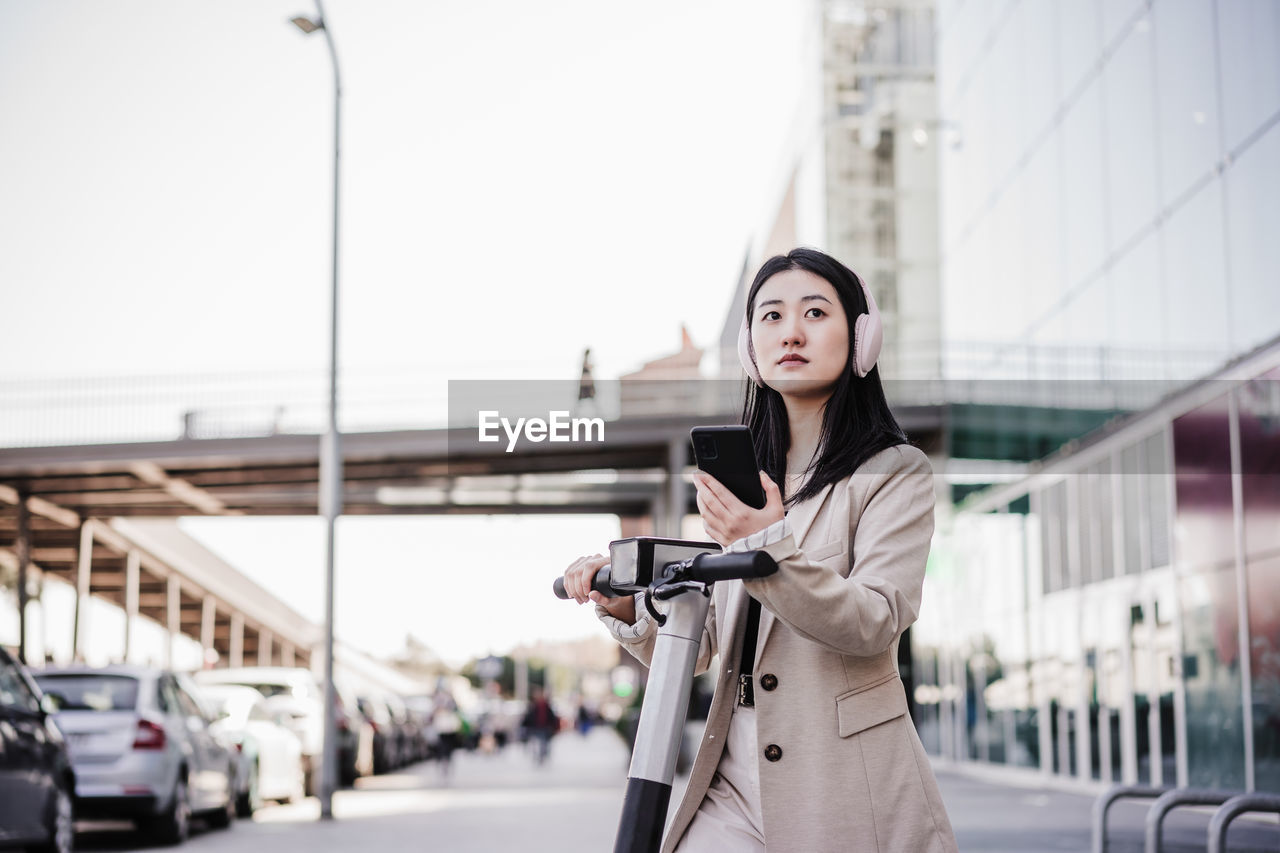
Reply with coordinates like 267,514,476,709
936,765,1279,853
76,727,1279,852
78,727,629,853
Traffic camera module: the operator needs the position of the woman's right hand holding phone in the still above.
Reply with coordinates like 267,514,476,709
563,554,636,624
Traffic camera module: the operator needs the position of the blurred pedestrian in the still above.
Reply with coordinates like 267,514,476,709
522,686,559,766
431,687,462,776
563,249,958,851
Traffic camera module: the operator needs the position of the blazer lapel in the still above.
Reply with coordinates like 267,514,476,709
786,481,835,547
754,481,836,664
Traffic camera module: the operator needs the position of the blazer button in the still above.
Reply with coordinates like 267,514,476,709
760,673,778,691
764,744,782,762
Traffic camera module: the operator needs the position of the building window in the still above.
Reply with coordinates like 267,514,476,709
1145,429,1172,569
1094,458,1115,581
1120,443,1144,574
1173,393,1246,790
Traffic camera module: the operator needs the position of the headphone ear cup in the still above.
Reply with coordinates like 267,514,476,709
853,313,882,377
737,317,764,388
852,277,883,377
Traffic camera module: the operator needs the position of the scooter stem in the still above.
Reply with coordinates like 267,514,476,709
614,586,711,853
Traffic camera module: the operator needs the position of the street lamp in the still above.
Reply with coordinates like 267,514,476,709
291,1,342,821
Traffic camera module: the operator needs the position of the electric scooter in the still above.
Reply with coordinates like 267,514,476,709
554,536,778,853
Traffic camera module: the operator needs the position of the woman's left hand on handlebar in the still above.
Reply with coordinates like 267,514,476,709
563,554,609,604
693,470,784,548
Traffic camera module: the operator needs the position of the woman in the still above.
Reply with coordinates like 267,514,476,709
562,248,958,852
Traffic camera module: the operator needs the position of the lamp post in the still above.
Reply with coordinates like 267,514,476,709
291,1,342,821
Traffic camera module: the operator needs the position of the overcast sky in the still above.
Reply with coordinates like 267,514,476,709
1,0,814,382
1,0,817,666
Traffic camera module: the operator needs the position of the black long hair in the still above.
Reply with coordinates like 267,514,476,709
741,248,907,505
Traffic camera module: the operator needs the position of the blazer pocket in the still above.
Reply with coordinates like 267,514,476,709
835,676,909,737
804,540,846,563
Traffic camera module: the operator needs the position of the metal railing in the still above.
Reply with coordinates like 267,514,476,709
0,342,1230,449
1092,785,1168,853
1093,784,1280,853
1207,793,1280,853
1144,788,1234,853
0,366,451,447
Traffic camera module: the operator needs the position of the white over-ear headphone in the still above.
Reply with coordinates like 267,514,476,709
737,273,883,387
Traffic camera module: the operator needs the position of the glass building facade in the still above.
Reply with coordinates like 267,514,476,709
917,0,1280,793
916,359,1280,791
936,0,1280,368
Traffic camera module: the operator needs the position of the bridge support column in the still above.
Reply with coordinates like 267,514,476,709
201,596,216,667
651,488,668,537
230,613,244,668
259,628,273,666
166,577,180,668
15,497,31,664
73,522,93,662
666,437,687,538
124,550,140,662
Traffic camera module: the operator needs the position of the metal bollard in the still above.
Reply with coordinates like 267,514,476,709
1092,784,1167,853
1144,788,1233,853
1206,793,1280,853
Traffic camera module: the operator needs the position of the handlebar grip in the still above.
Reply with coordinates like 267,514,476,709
688,550,778,584
553,566,618,600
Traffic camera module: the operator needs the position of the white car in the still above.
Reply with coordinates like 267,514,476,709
192,666,361,792
199,685,305,815
193,668,321,793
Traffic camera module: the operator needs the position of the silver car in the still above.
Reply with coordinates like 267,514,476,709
33,665,236,845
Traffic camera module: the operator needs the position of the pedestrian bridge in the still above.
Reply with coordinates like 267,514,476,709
3,345,1197,670
4,407,886,668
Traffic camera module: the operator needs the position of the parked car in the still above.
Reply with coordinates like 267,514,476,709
334,683,375,783
33,664,235,845
192,667,361,791
0,647,74,853
197,684,305,816
355,694,395,775
382,693,414,768
402,700,433,762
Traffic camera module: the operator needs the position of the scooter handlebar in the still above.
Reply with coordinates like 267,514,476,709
553,551,777,599
687,550,778,584
553,566,620,600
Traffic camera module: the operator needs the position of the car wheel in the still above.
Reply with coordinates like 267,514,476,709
339,757,356,788
206,793,234,829
148,774,191,846
206,765,236,829
302,756,316,797
31,779,74,853
235,761,260,818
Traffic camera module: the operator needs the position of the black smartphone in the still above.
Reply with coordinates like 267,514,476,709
690,425,767,510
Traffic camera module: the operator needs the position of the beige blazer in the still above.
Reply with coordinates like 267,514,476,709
617,444,958,853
